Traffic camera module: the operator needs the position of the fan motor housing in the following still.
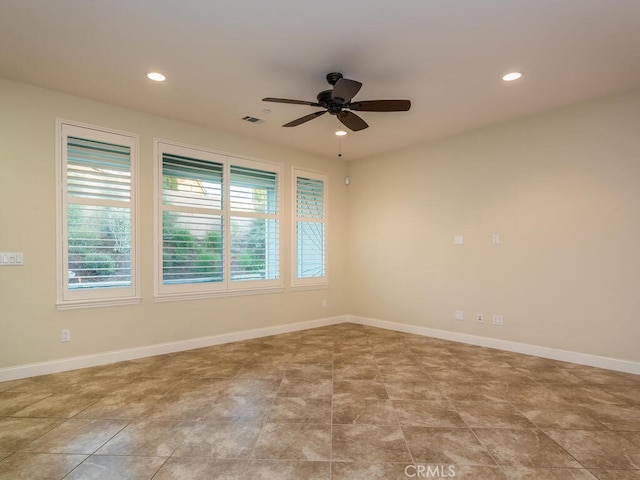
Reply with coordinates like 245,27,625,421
317,89,343,114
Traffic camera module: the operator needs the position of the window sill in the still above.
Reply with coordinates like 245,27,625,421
290,283,329,292
56,297,141,311
154,286,285,303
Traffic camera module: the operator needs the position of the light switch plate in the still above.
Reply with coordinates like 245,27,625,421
0,252,24,266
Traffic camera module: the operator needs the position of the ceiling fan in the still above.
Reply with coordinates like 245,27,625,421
262,72,411,132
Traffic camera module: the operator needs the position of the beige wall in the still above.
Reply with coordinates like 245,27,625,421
346,87,640,362
0,78,348,369
2,77,639,371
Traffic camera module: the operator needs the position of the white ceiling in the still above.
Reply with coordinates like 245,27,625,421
1,0,639,160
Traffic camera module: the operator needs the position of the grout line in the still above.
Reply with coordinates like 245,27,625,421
149,454,172,480
328,333,335,480
374,334,416,468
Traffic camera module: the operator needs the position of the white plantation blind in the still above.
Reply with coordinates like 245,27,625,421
157,142,282,296
162,153,224,285
230,165,279,281
296,177,324,219
162,154,223,209
67,137,131,202
294,171,327,283
66,136,132,288
230,166,277,213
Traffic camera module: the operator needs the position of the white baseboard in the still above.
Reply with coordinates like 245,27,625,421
0,316,344,382
347,315,640,375
2,314,639,382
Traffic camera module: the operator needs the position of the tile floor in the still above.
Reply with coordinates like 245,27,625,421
0,323,639,479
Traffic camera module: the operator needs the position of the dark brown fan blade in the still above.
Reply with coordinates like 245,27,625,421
331,78,362,103
283,110,327,127
263,97,322,107
338,111,368,131
348,100,411,112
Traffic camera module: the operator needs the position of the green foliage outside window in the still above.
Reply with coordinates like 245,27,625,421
67,204,131,286
162,211,224,283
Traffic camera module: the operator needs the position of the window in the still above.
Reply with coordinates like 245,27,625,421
155,141,282,300
56,121,139,309
292,168,327,288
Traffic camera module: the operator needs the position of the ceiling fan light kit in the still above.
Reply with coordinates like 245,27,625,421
502,71,524,82
263,72,411,132
146,72,166,82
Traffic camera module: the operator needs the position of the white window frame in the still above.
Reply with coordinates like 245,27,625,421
292,167,328,290
55,119,140,310
154,140,283,301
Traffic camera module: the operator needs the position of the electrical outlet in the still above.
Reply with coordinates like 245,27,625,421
321,299,328,308
455,310,464,321
61,329,71,342
477,313,484,323
492,315,504,326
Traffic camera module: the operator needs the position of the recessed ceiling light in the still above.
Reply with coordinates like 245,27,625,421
502,71,523,82
335,130,347,136
147,72,166,82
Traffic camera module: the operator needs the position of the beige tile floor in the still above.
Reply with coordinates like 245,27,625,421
0,323,639,479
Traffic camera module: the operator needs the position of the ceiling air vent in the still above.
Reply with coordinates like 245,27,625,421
242,115,264,124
